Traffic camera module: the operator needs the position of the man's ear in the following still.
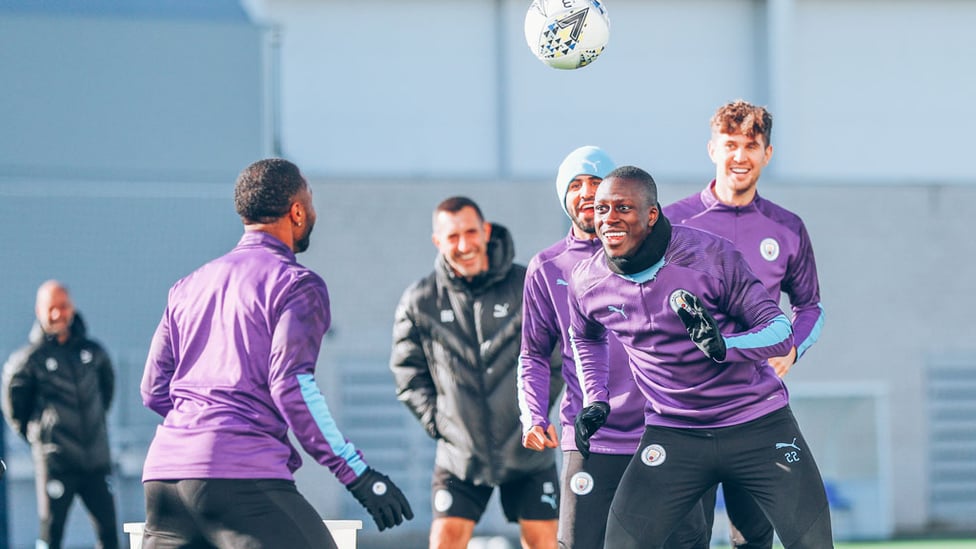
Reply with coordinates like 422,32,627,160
289,200,304,226
483,222,492,240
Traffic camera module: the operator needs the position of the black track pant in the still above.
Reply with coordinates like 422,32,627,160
701,481,774,548
605,406,833,549
559,450,708,549
143,479,338,549
36,468,118,549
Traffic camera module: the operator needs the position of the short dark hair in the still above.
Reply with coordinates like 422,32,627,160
234,158,307,224
605,165,658,209
711,99,773,147
432,196,484,226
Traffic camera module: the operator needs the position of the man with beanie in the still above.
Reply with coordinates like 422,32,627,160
140,158,413,548
665,100,825,548
391,196,561,549
518,147,707,549
3,281,118,549
569,166,833,548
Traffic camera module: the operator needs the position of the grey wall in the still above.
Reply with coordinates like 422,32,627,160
258,0,976,185
0,12,269,182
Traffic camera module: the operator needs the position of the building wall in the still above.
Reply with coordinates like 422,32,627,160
254,0,976,185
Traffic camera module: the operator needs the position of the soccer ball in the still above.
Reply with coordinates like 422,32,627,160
524,0,610,70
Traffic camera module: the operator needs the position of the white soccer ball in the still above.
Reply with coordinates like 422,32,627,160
524,0,610,70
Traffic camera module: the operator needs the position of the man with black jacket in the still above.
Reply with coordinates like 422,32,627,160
2,280,118,549
391,196,562,549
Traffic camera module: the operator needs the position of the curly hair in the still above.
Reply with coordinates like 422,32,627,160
234,158,307,224
710,99,773,147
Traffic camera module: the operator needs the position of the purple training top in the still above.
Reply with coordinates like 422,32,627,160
665,183,824,358
141,231,368,485
568,225,795,428
518,231,646,455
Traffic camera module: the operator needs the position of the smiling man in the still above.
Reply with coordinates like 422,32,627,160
517,147,706,549
3,281,118,549
665,100,826,549
566,166,834,548
391,196,561,549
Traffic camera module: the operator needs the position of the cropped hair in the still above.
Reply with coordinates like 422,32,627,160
605,165,658,209
234,158,307,224
432,196,485,227
711,99,773,147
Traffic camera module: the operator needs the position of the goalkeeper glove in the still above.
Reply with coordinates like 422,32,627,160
574,401,610,458
670,289,727,362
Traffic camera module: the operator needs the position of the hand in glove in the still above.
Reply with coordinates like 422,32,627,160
574,401,610,458
670,289,727,362
347,468,414,531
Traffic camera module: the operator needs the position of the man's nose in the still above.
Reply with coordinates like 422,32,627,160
583,181,599,198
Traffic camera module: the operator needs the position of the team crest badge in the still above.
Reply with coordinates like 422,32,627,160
640,444,667,467
569,472,594,495
80,349,93,364
45,358,58,372
760,238,780,261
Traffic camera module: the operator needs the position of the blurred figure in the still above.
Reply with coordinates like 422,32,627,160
2,280,119,549
140,158,412,549
391,196,561,549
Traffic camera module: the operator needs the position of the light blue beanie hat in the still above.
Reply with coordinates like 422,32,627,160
555,146,615,216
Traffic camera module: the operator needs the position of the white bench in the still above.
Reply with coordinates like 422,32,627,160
124,520,363,549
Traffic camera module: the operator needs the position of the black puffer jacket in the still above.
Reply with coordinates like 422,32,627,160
391,224,562,486
2,313,115,475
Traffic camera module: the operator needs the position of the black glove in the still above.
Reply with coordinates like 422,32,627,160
347,468,414,531
670,289,727,362
574,401,610,459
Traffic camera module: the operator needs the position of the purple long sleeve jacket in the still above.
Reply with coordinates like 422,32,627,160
568,225,795,428
665,183,824,359
141,232,368,485
518,231,645,455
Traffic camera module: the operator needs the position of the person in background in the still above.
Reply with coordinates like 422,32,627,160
391,196,561,549
140,158,412,549
2,280,119,549
665,99,825,548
